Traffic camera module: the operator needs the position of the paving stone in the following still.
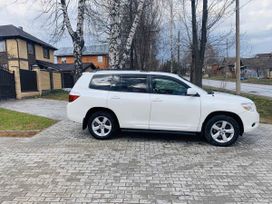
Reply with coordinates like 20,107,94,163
0,99,272,203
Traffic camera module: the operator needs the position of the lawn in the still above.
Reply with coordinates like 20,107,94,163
205,86,272,124
0,108,56,132
204,76,272,85
42,90,69,101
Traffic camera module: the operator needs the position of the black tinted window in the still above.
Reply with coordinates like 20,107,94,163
90,75,112,90
111,75,148,93
152,77,188,95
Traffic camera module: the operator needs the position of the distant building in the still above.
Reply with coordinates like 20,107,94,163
55,44,109,69
207,53,272,79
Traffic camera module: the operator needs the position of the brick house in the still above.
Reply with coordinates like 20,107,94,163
55,44,109,69
0,24,57,71
0,25,63,99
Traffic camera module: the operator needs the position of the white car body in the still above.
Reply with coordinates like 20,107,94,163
67,71,259,135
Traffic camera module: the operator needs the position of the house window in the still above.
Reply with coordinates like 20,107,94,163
27,43,34,55
61,57,67,64
0,41,6,52
97,56,103,63
43,47,50,59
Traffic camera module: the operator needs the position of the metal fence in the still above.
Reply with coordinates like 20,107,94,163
19,69,38,92
0,68,16,100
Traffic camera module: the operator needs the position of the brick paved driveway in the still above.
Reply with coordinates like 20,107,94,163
0,99,272,203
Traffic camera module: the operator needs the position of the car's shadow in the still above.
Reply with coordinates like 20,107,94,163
116,131,207,144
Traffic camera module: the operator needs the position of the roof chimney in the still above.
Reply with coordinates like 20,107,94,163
18,26,23,30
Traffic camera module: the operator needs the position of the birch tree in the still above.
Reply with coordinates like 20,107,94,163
107,0,145,69
109,0,121,69
119,0,145,69
38,0,95,81
61,0,86,80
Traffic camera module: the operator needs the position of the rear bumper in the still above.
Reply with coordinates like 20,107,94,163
239,111,260,133
67,103,83,123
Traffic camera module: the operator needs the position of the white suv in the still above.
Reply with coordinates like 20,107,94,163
67,71,259,146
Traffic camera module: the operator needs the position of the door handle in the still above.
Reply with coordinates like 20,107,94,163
111,96,120,100
152,98,162,102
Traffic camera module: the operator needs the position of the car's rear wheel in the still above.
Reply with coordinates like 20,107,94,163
204,115,240,146
87,111,118,139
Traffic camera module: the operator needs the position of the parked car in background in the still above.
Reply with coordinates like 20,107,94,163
67,71,259,146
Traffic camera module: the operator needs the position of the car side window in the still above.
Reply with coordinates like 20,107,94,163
152,77,188,96
90,75,112,90
111,75,148,93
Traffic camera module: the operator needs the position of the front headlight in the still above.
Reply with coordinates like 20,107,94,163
241,102,256,112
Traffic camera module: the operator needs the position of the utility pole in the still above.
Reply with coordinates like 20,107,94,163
177,31,181,74
236,0,241,94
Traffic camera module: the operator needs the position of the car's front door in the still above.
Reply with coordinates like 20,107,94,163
149,75,201,132
108,74,150,129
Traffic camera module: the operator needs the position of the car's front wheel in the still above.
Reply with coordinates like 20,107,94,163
87,111,118,139
204,115,240,146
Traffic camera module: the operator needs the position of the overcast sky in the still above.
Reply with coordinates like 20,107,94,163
0,0,271,58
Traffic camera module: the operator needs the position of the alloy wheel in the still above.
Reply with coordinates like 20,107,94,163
91,116,112,137
210,120,235,144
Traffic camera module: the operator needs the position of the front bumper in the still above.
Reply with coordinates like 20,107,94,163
239,111,260,133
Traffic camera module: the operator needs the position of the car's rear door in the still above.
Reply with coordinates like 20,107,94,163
149,75,201,132
107,74,151,129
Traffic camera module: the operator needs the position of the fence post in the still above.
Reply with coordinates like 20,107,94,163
10,66,22,99
32,65,42,96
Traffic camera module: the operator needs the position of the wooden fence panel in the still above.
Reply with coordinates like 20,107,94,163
53,72,62,89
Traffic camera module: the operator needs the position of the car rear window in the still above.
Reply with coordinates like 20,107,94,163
111,75,148,93
89,75,112,90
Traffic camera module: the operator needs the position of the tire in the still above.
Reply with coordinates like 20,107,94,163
87,111,119,139
204,115,240,147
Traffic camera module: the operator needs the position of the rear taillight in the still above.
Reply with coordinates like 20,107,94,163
69,94,80,102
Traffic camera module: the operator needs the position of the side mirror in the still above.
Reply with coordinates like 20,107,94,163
187,88,198,96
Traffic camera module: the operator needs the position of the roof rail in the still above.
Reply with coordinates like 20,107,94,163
93,68,148,72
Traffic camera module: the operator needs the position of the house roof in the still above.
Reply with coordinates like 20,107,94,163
242,58,272,70
36,60,96,72
255,53,272,59
222,57,272,70
0,25,57,50
55,44,109,56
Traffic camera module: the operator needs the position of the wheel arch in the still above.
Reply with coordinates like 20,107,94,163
201,111,244,135
83,107,120,130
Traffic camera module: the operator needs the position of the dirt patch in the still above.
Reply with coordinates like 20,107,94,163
0,130,41,137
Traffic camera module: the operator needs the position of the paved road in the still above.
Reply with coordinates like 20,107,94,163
202,79,272,98
0,99,272,203
0,98,67,120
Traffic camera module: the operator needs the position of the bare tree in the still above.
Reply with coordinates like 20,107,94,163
108,0,122,69
122,0,161,70
38,0,95,81
179,0,235,87
190,0,208,86
105,0,146,69
61,0,86,80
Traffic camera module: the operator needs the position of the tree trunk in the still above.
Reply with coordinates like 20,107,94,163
190,0,208,87
73,39,84,81
191,0,200,85
61,0,85,81
109,0,121,69
119,0,145,69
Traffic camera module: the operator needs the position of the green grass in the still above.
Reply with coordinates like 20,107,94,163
204,76,272,85
42,90,69,101
0,108,56,131
204,86,272,124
